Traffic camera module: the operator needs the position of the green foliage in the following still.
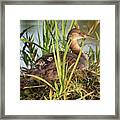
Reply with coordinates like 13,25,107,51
20,33,38,68
20,20,100,100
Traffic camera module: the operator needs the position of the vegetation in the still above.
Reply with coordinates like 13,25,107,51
20,20,100,100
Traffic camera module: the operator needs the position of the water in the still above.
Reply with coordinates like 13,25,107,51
20,20,100,67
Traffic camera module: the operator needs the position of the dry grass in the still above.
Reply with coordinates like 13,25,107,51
20,20,100,100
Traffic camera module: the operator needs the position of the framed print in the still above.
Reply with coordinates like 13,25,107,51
0,0,120,119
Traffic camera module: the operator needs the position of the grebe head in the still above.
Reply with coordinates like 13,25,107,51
67,28,88,54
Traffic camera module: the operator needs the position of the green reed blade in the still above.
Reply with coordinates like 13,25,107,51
55,21,63,92
64,41,84,92
49,89,53,100
67,20,75,33
62,20,66,40
20,38,48,52
20,25,34,38
88,20,100,35
62,39,71,84
54,80,60,98
95,31,100,40
37,21,41,46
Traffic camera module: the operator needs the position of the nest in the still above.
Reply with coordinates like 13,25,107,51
20,62,100,100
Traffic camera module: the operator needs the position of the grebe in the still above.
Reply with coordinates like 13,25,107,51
30,28,89,81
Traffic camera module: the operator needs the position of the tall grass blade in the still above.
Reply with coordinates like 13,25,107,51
37,21,41,46
55,21,63,93
67,20,75,33
49,89,53,100
20,25,34,38
88,20,100,35
62,39,71,86
64,41,84,92
20,38,48,52
54,81,59,98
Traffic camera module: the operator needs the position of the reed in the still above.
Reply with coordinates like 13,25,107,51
20,20,100,100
